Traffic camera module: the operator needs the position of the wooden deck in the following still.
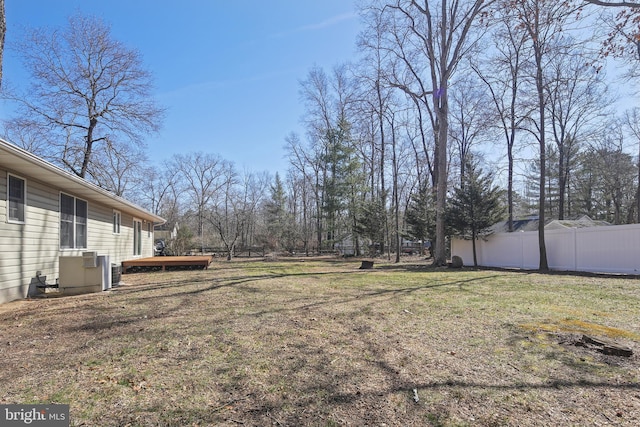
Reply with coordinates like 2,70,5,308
121,256,213,273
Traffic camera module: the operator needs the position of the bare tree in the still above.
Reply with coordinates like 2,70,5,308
622,108,640,221
372,0,497,266
140,162,182,221
285,132,315,255
3,13,164,180
583,0,640,6
125,162,182,252
171,152,230,253
510,0,581,270
545,49,610,219
581,0,640,80
356,7,398,256
586,129,637,223
209,168,267,260
88,142,149,197
299,65,362,253
472,10,531,232
2,118,51,156
448,75,493,186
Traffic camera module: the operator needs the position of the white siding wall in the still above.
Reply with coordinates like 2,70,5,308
451,224,640,274
84,210,154,263
1,172,59,302
0,166,155,304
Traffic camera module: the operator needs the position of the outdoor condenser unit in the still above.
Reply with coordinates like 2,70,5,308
59,253,111,295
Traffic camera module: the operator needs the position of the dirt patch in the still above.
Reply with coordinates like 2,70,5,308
1,259,639,426
557,333,636,363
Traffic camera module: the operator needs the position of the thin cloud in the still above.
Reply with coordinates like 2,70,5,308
272,11,357,39
295,12,357,32
159,68,301,100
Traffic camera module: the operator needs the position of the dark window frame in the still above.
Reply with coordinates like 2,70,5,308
60,192,88,249
133,218,142,255
7,173,26,224
113,210,121,234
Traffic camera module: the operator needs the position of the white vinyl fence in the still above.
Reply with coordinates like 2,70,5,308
451,224,640,274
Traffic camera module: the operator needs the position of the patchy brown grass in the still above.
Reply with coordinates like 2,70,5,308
1,257,639,426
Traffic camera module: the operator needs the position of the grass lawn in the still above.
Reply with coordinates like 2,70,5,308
1,257,639,426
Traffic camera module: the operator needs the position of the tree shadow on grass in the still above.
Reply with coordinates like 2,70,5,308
5,259,639,426
98,268,505,334
375,262,640,281
236,347,640,426
239,321,640,425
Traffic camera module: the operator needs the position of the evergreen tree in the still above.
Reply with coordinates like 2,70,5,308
355,198,386,256
447,159,506,267
320,119,362,248
264,173,288,251
405,180,436,257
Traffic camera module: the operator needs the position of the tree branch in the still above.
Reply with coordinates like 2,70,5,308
583,0,640,7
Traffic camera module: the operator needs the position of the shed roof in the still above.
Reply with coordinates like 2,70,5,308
0,138,165,225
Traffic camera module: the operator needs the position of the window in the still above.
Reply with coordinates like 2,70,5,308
76,199,87,248
147,221,152,238
7,174,25,223
60,193,88,249
113,210,121,234
133,219,142,255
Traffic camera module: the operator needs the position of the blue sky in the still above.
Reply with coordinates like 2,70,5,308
1,1,361,176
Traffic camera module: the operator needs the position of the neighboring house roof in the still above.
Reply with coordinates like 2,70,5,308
154,221,178,232
489,217,540,234
154,222,178,241
489,215,610,234
544,215,611,230
0,138,165,225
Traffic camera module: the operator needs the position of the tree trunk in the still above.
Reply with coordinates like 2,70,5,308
393,144,401,264
302,181,310,256
536,52,549,271
80,117,98,178
637,143,640,223
434,95,449,267
472,230,478,267
558,146,566,220
507,69,518,233
315,174,322,254
378,80,387,257
508,139,514,232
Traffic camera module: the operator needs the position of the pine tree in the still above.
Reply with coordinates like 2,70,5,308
355,198,386,256
447,159,506,267
405,180,436,257
320,119,363,248
264,173,287,251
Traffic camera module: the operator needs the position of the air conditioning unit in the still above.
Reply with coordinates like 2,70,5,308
59,254,110,295
82,251,98,268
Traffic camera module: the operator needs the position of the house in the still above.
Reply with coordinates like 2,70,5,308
486,215,610,234
154,221,179,242
0,138,165,304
